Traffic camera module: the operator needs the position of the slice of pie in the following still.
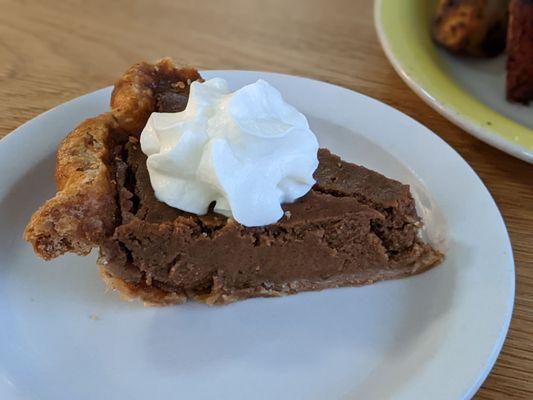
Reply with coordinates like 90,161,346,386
24,59,443,305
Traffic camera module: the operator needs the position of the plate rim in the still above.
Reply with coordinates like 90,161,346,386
374,0,533,164
0,70,515,399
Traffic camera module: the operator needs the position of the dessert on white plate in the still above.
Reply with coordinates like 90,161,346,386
0,64,514,399
24,59,443,305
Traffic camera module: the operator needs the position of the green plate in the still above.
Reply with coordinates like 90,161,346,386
375,0,533,163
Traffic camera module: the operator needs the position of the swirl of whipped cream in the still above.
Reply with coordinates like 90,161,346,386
140,78,319,227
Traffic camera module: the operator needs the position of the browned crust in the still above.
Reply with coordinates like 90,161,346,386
24,113,124,259
111,57,202,134
432,0,508,57
24,58,202,260
99,264,188,306
506,0,533,103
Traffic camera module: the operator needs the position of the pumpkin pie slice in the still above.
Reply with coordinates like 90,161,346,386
24,59,443,305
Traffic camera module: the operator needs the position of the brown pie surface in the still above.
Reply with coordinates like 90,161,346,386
25,58,443,305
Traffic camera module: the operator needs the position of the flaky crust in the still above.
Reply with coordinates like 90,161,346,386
98,264,188,306
111,57,202,134
25,58,202,260
24,113,123,259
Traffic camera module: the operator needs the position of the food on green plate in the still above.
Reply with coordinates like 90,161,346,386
432,0,508,57
506,0,533,103
433,0,533,104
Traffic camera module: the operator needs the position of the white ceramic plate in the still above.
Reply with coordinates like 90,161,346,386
0,71,514,400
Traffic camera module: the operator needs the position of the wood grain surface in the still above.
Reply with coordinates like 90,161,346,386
0,0,531,398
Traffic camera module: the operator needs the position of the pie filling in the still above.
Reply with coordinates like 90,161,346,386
98,138,442,304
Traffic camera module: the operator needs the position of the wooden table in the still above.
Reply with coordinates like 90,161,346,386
0,0,531,398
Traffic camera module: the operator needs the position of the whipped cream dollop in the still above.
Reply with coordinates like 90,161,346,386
140,78,319,227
